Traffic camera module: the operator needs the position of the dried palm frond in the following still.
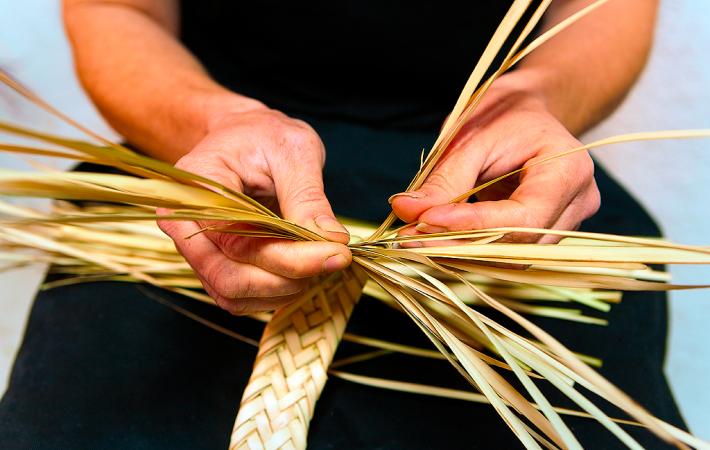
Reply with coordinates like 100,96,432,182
2,118,710,450
2,0,710,448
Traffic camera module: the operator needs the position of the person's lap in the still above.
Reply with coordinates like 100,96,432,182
0,119,686,449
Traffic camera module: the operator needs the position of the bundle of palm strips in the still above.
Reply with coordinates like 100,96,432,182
2,0,710,448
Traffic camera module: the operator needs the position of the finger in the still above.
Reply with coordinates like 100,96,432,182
268,137,350,244
174,151,245,193
390,143,486,223
416,155,592,239
537,218,579,244
158,219,307,301
204,231,352,278
194,270,302,315
416,195,557,241
396,225,424,248
396,226,469,248
538,182,600,244
217,294,302,315
416,199,558,244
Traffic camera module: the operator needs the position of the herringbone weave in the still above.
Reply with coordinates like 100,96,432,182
230,265,368,450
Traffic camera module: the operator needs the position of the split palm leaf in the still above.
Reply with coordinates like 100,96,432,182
2,0,710,448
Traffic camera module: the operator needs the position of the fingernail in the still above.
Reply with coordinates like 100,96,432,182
416,222,448,234
314,215,349,236
388,191,426,204
323,254,349,273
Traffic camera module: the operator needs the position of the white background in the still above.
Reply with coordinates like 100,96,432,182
1,0,709,439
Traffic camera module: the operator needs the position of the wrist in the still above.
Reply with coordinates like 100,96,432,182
152,88,267,163
479,70,554,122
195,90,268,133
496,67,584,133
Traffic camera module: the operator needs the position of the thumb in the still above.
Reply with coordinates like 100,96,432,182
390,150,484,223
270,154,350,244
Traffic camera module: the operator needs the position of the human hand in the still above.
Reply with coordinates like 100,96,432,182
159,106,351,314
391,72,601,245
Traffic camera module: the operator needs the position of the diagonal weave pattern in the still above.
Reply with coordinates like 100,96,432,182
230,265,368,450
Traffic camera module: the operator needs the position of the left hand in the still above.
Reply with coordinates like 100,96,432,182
391,73,601,244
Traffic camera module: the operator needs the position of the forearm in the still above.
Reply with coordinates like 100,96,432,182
510,0,658,134
63,0,262,162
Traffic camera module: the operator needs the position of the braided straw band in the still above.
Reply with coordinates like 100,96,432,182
230,265,369,450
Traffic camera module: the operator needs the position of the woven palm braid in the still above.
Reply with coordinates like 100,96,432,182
230,265,368,450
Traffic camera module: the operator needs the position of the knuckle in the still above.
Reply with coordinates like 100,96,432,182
288,183,327,207
424,171,456,196
239,237,263,265
559,150,594,187
583,156,595,179
203,261,253,300
270,244,303,275
276,123,322,152
273,241,337,278
210,231,242,254
550,158,577,190
584,184,602,218
290,119,319,138
255,108,286,123
575,153,596,183
455,204,485,230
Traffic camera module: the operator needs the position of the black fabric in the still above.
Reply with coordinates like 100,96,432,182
179,1,514,129
0,117,686,449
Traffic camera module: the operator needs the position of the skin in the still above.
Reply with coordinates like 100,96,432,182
391,1,658,244
63,0,658,313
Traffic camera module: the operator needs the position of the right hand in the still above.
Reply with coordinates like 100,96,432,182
158,106,352,315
